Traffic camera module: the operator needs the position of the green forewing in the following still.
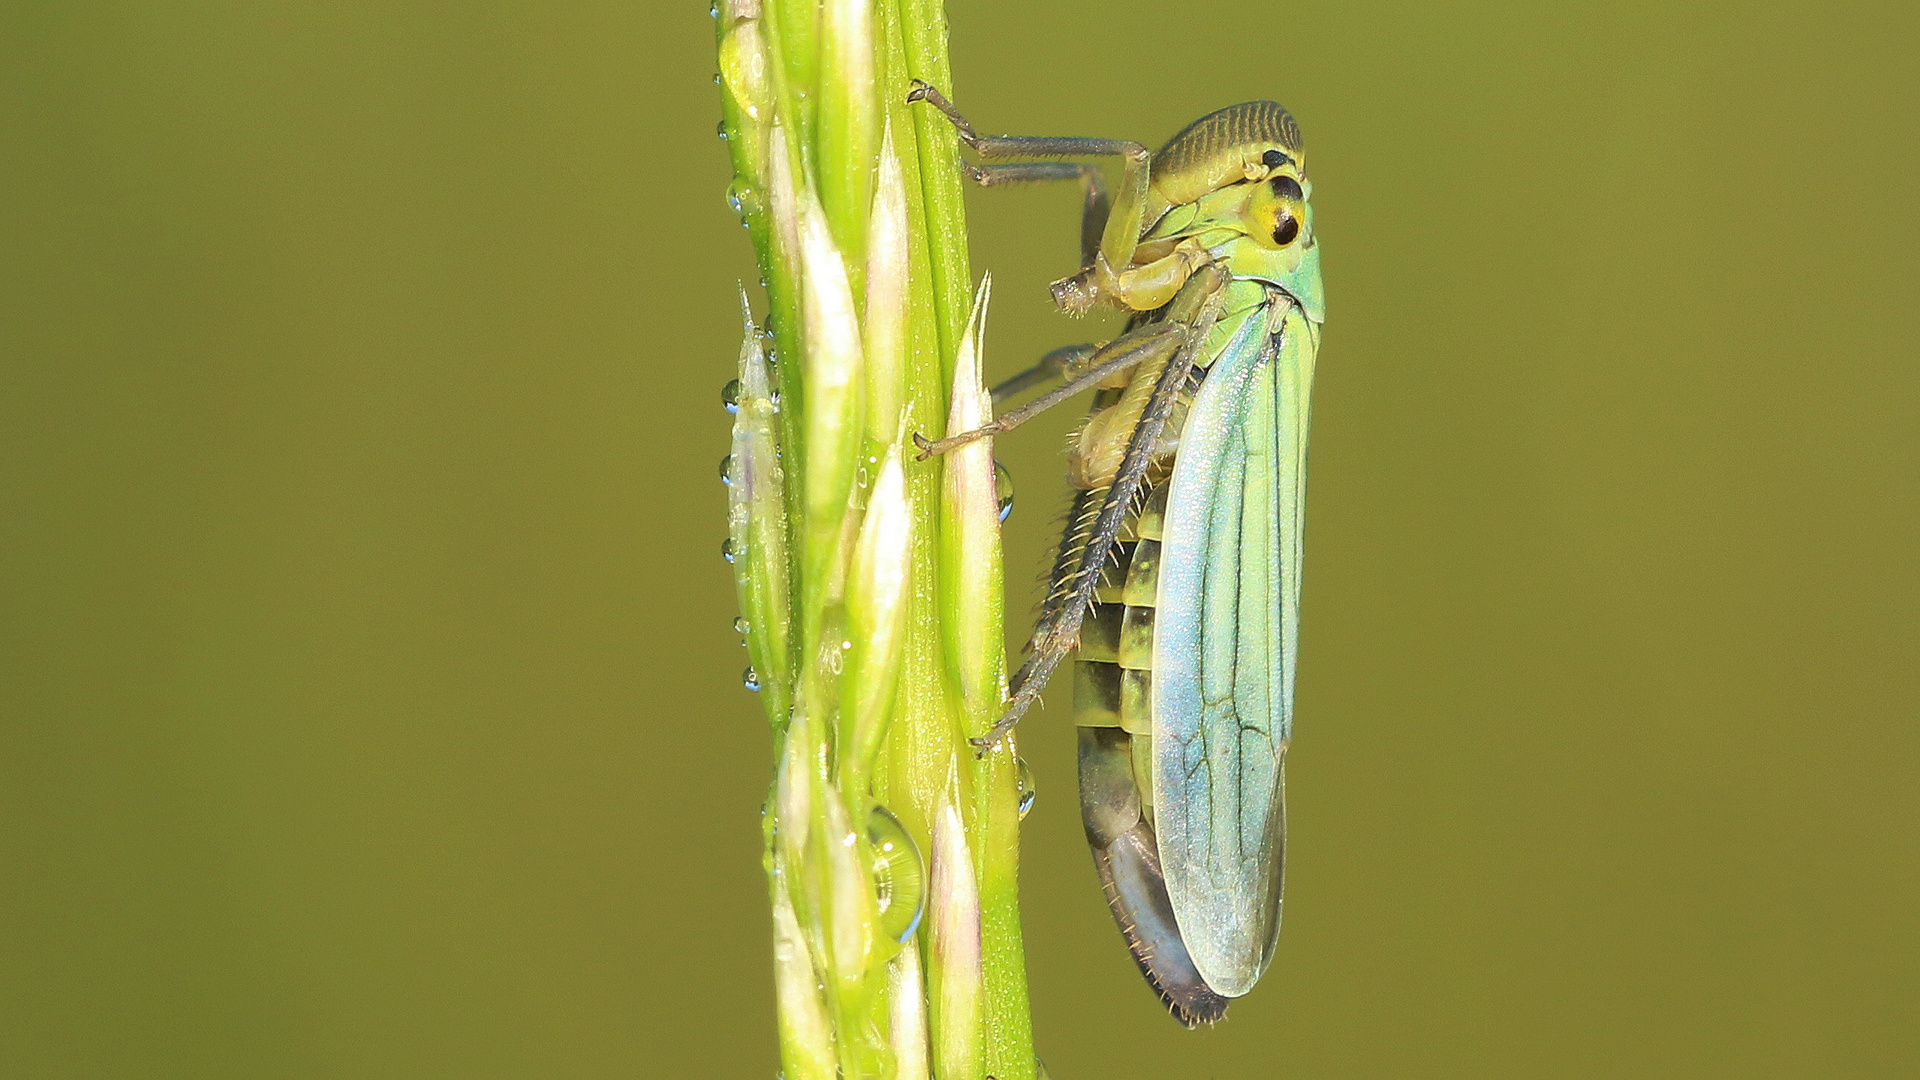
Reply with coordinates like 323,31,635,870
1152,297,1317,996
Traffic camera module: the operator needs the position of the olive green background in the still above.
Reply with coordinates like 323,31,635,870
4,1,1915,1076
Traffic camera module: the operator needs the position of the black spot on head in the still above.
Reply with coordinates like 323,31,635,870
1269,175,1304,200
1261,148,1293,169
1272,214,1300,247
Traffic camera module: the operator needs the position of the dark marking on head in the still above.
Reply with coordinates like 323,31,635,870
1262,148,1293,169
1279,108,1302,152
1269,175,1304,200
1272,214,1300,247
1152,101,1303,183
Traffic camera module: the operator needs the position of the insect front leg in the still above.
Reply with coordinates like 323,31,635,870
946,161,1111,278
907,80,1148,276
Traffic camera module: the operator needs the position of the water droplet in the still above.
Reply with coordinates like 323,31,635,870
1016,758,1037,820
712,72,722,84
743,666,761,692
717,120,729,141
768,388,781,410
868,806,926,943
994,459,1015,522
721,537,736,563
726,177,759,218
708,2,718,17
722,378,741,414
855,465,869,489
720,454,734,485
734,616,750,634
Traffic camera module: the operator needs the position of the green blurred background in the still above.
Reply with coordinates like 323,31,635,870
4,1,1916,1076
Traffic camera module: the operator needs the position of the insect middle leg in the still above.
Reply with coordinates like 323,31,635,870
990,343,1097,406
915,321,1184,459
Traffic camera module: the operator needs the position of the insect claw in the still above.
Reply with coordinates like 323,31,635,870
904,78,931,104
911,431,936,460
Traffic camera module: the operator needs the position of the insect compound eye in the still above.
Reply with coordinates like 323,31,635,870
1271,212,1300,247
1245,171,1306,248
1265,175,1305,246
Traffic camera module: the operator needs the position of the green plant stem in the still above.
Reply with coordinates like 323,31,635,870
718,1,1035,1078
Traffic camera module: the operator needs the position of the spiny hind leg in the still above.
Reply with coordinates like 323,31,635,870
975,334,1209,747
973,266,1231,750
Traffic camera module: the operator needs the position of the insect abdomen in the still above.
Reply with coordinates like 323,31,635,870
1075,464,1232,1026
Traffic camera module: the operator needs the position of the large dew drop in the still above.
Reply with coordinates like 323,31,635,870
724,179,758,219
867,805,926,944
721,378,741,414
1016,758,1037,820
994,459,1015,522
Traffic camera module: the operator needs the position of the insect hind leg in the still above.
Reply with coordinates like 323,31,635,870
972,289,1224,750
